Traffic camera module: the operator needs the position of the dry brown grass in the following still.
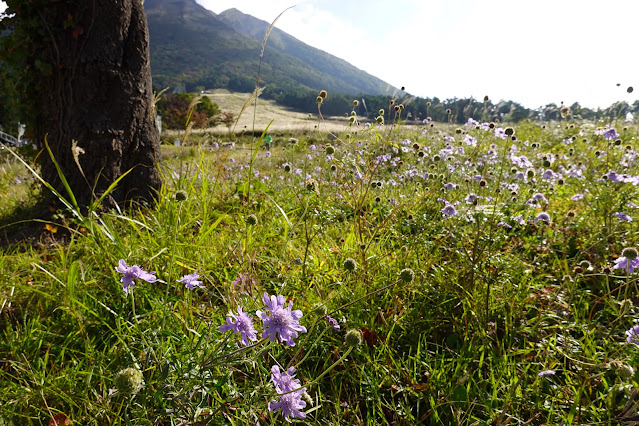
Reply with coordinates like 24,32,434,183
202,89,359,134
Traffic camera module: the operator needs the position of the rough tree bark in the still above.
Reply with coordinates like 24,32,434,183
3,0,161,209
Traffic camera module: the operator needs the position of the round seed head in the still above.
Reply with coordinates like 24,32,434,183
175,190,188,202
345,329,363,347
343,258,357,271
114,367,145,396
400,268,415,283
622,247,639,260
246,214,258,226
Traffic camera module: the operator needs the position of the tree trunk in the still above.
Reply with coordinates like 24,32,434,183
31,0,161,209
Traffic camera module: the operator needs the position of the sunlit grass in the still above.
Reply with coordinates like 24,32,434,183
1,114,639,424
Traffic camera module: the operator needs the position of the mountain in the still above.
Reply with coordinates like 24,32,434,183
216,8,395,96
143,0,397,97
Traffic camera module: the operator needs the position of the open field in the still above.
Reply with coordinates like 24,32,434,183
2,113,639,425
201,89,363,134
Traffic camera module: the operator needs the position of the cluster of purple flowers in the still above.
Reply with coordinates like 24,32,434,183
115,259,204,294
268,365,307,422
218,292,312,348
217,293,314,421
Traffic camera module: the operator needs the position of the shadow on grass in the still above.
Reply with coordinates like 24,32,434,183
0,193,65,252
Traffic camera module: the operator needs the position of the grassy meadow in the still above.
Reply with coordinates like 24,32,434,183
2,103,639,425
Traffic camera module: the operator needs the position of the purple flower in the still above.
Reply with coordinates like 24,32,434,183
538,369,556,378
441,205,458,217
603,128,619,140
268,389,307,422
614,256,639,273
178,272,204,290
268,365,307,422
271,365,302,393
219,306,258,346
325,315,340,330
463,134,477,146
626,324,639,345
571,193,584,201
528,193,548,204
615,212,633,222
257,293,307,346
534,212,551,224
115,259,157,294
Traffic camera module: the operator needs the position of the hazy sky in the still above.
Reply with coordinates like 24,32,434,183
2,0,638,110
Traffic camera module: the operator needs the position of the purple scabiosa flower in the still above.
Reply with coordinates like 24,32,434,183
603,128,619,140
494,128,507,139
115,259,157,294
265,151,272,157
219,306,258,346
271,365,302,393
466,118,479,126
257,293,307,346
527,193,548,205
571,193,584,201
179,272,204,290
538,369,556,378
325,315,340,330
626,324,639,345
441,205,458,217
605,171,621,182
614,248,639,273
463,134,477,146
542,169,558,180
442,182,457,191
268,389,307,422
615,212,633,222
534,212,551,224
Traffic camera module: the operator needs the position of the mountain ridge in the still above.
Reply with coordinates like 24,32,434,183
144,0,398,96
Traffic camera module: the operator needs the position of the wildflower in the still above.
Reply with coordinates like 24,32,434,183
538,369,556,378
257,293,307,346
615,212,632,222
625,323,639,345
178,272,204,290
115,259,157,294
219,306,258,346
325,315,340,330
534,212,551,224
603,128,619,140
614,248,639,273
271,365,302,393
528,193,548,204
571,193,584,201
441,205,458,217
268,388,307,422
